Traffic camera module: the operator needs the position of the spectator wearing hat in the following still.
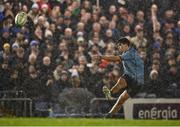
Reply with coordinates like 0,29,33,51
152,40,162,53
30,40,39,47
76,22,88,40
2,43,10,54
70,68,81,88
27,40,40,59
60,70,71,88
145,69,164,98
0,43,11,70
28,3,40,24
76,32,86,46
0,43,11,63
41,3,49,15
11,43,19,53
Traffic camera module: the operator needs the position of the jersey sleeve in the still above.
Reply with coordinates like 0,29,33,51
120,50,134,61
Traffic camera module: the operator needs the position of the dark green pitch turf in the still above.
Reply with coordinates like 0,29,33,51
0,118,180,126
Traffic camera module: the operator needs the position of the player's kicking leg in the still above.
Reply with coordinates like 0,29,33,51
108,90,130,115
110,77,127,94
103,76,130,117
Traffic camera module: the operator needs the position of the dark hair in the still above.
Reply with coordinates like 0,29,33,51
116,37,130,46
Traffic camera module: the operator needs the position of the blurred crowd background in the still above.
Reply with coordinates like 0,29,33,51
0,0,179,116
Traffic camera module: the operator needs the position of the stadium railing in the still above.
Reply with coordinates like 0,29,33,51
90,97,124,118
0,90,32,117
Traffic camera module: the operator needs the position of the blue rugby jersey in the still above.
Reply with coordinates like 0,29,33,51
120,47,144,85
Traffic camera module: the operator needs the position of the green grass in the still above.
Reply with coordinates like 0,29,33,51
0,118,180,126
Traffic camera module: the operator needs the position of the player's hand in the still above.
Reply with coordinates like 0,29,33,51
103,86,114,100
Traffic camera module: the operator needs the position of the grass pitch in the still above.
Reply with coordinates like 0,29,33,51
0,118,180,126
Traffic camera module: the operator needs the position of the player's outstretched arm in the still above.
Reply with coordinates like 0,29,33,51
101,55,121,62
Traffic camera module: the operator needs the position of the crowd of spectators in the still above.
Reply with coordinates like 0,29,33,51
0,0,179,107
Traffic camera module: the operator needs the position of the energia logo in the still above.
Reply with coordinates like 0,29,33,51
138,106,177,119
133,104,180,119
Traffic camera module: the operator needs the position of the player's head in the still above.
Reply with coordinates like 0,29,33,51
116,37,131,52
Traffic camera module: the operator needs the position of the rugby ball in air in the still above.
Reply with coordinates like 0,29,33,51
15,12,27,26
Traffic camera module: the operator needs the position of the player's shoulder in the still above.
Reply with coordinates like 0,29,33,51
130,46,136,51
126,47,136,54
